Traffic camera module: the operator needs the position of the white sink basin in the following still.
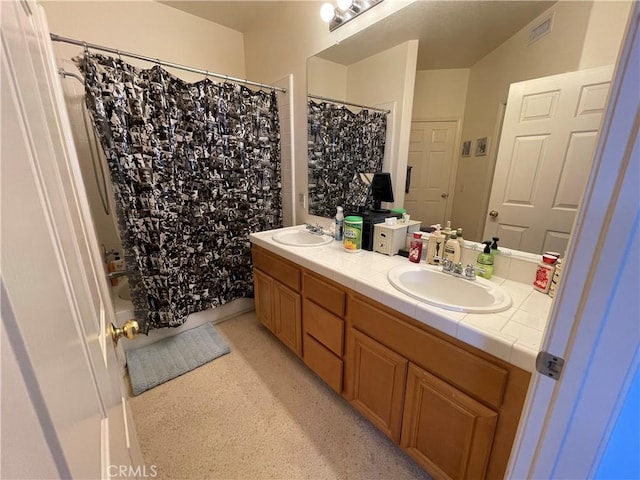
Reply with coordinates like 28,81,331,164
272,228,333,247
387,264,512,313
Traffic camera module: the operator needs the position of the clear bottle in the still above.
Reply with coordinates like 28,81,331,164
334,206,344,241
409,232,423,263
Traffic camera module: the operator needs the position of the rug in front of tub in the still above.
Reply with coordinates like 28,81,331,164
126,322,230,396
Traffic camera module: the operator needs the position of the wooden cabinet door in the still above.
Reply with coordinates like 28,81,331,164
274,281,302,356
401,364,498,480
348,329,408,442
254,269,274,332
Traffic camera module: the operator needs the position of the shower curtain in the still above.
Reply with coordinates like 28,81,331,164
307,100,387,217
76,53,282,333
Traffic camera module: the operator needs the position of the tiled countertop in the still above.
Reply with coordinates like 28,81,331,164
250,225,552,373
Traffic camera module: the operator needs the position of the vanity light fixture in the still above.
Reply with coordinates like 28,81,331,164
320,0,384,31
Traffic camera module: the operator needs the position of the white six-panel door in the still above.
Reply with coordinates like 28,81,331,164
484,66,613,255
1,1,142,477
404,121,458,227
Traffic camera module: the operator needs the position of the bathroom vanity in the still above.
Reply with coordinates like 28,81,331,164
250,226,551,480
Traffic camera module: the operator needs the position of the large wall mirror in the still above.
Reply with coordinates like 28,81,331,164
307,0,630,255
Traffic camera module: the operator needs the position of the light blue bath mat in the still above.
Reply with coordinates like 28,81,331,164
126,322,230,396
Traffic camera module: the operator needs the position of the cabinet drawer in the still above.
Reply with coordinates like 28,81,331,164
303,299,344,356
303,272,346,318
303,334,343,393
252,247,301,292
350,296,508,409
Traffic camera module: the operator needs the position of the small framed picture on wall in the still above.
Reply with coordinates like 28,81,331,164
475,137,489,156
461,140,471,157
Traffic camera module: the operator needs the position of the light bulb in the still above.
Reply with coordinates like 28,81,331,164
320,3,335,22
337,0,352,11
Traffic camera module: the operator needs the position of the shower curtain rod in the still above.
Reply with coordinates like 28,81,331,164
49,33,286,93
308,94,390,114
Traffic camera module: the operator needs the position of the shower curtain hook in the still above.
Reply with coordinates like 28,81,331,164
116,49,122,61
83,41,89,56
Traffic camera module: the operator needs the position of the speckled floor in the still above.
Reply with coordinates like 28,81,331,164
128,312,432,480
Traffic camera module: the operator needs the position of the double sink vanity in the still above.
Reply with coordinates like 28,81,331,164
250,225,552,480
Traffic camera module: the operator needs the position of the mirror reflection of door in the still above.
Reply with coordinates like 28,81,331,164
484,66,613,255
404,121,457,227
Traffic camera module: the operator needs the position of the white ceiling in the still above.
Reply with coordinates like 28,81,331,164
160,1,556,69
159,1,290,32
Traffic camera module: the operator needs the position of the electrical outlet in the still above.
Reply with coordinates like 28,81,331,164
298,193,306,209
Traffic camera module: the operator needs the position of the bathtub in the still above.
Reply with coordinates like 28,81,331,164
111,279,255,351
113,279,133,322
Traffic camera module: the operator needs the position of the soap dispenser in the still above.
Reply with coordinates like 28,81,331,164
426,225,445,264
490,237,500,255
442,221,453,244
476,241,494,279
443,232,461,264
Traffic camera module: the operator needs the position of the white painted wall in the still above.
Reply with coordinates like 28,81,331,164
43,1,245,82
347,40,418,207
580,1,634,69
243,0,417,225
307,56,347,99
451,1,594,242
274,75,296,227
412,69,470,120
42,0,247,254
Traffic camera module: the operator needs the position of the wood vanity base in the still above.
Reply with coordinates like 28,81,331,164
252,245,531,480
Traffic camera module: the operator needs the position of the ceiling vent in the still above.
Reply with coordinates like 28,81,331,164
528,13,554,45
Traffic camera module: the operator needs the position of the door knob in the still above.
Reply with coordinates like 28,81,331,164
110,320,140,345
489,210,499,218
441,193,449,199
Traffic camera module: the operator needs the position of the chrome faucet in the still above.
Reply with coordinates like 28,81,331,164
107,270,128,280
464,264,486,280
436,257,483,281
305,223,326,236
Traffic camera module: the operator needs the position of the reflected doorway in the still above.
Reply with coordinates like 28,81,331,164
404,120,458,227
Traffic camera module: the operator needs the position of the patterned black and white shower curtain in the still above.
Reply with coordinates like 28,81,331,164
307,100,387,217
76,53,282,333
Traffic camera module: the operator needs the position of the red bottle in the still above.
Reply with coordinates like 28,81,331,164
409,232,423,263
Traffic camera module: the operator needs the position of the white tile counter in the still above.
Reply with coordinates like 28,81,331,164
250,225,553,373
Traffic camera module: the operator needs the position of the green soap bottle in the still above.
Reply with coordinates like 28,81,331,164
476,241,494,279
